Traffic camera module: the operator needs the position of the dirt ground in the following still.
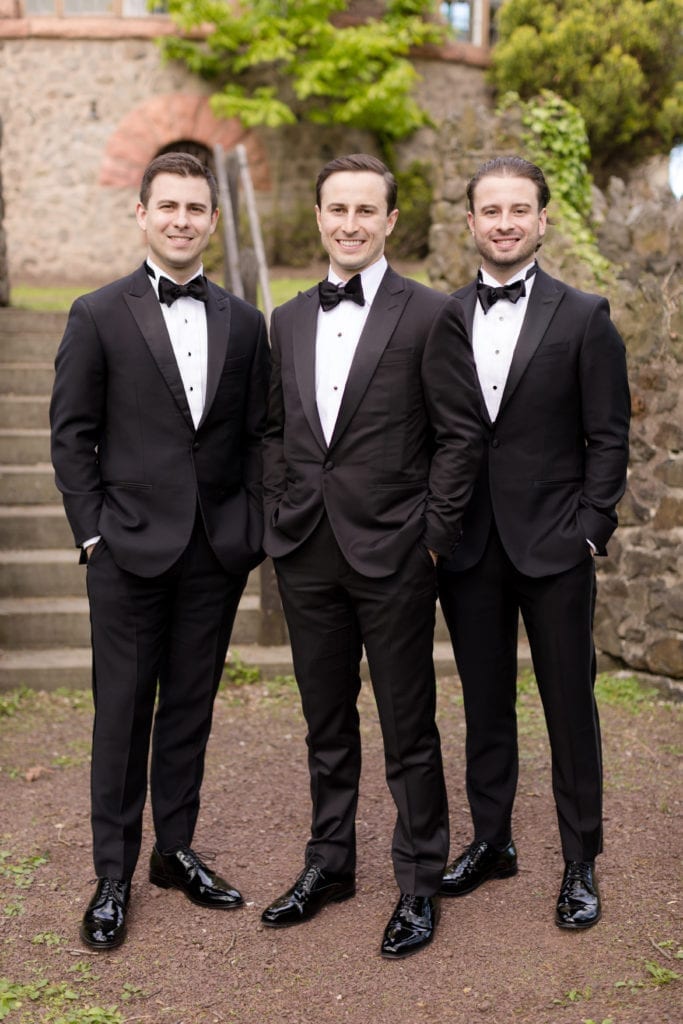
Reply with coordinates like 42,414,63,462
0,668,680,1024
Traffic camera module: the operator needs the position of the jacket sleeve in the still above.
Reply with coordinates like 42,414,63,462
49,297,106,549
421,296,485,557
261,310,286,525
577,298,631,553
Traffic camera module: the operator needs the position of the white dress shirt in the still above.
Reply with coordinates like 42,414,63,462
472,261,536,422
146,257,208,429
315,256,387,446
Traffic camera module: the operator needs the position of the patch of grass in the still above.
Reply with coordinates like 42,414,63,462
10,277,318,316
594,673,659,711
0,688,36,719
0,850,49,889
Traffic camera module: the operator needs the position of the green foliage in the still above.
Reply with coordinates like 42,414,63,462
222,651,261,688
498,90,611,282
594,673,659,711
490,0,683,163
161,0,443,147
0,976,122,1023
391,162,433,259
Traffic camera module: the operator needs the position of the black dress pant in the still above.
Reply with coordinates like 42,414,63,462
438,523,602,863
86,515,247,879
274,515,449,896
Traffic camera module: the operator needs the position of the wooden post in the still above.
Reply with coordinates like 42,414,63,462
213,143,244,299
235,143,273,323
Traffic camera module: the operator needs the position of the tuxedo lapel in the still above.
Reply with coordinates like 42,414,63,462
123,266,194,430
199,285,231,429
329,269,407,449
498,269,563,416
456,280,494,428
292,287,328,452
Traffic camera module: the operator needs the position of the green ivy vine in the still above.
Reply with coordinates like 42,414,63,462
497,90,613,283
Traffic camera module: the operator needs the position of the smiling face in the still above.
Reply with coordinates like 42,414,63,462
467,174,547,283
315,170,399,280
135,172,218,282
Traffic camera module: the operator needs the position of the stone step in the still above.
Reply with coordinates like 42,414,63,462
0,464,59,505
0,549,261,599
0,395,49,430
0,549,85,597
0,593,262,649
0,505,73,549
0,363,55,396
1,641,507,693
0,310,66,362
0,429,51,466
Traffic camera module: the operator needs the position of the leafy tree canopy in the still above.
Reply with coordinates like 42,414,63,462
490,0,683,163
161,0,443,147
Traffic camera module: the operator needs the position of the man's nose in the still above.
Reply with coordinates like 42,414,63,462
341,211,359,233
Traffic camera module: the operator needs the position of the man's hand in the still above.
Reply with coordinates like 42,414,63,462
429,549,438,566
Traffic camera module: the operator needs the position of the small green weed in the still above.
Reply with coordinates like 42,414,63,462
0,688,35,719
0,850,49,888
222,652,261,688
644,959,680,986
553,986,591,1005
32,931,63,946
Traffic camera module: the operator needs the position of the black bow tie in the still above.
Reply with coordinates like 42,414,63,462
157,274,209,306
476,264,537,314
318,274,365,312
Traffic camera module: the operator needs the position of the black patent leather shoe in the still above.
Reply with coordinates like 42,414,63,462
261,864,355,928
80,877,131,950
149,845,244,909
380,893,439,959
555,860,601,930
440,839,518,896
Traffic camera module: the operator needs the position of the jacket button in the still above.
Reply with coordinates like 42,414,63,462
324,460,334,470
491,439,500,448
192,442,200,451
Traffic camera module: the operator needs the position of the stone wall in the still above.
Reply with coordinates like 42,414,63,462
0,31,488,285
0,116,8,305
429,108,683,683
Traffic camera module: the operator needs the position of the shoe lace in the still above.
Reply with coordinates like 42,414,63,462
399,893,420,913
172,845,215,873
562,861,595,897
296,865,323,895
91,877,128,902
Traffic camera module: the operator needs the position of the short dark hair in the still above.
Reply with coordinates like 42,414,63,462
316,153,398,213
139,152,219,212
466,156,551,212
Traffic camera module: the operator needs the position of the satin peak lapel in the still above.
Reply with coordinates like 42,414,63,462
292,287,327,452
123,268,194,429
498,271,563,415
198,288,231,429
328,271,408,449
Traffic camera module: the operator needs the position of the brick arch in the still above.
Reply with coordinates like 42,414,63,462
99,93,270,191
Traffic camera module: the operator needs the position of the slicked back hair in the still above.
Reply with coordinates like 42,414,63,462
139,152,219,212
316,153,398,214
466,156,551,212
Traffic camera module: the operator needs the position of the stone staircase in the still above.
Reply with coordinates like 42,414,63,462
0,308,295,690
0,306,501,692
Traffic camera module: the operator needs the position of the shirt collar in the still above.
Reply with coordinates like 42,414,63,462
145,257,205,297
328,255,387,306
479,260,537,289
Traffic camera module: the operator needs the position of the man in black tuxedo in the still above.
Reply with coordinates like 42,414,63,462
50,152,270,949
437,156,630,929
260,153,483,958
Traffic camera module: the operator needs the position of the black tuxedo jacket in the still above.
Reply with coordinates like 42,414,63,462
50,264,270,577
441,267,630,577
262,266,484,577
